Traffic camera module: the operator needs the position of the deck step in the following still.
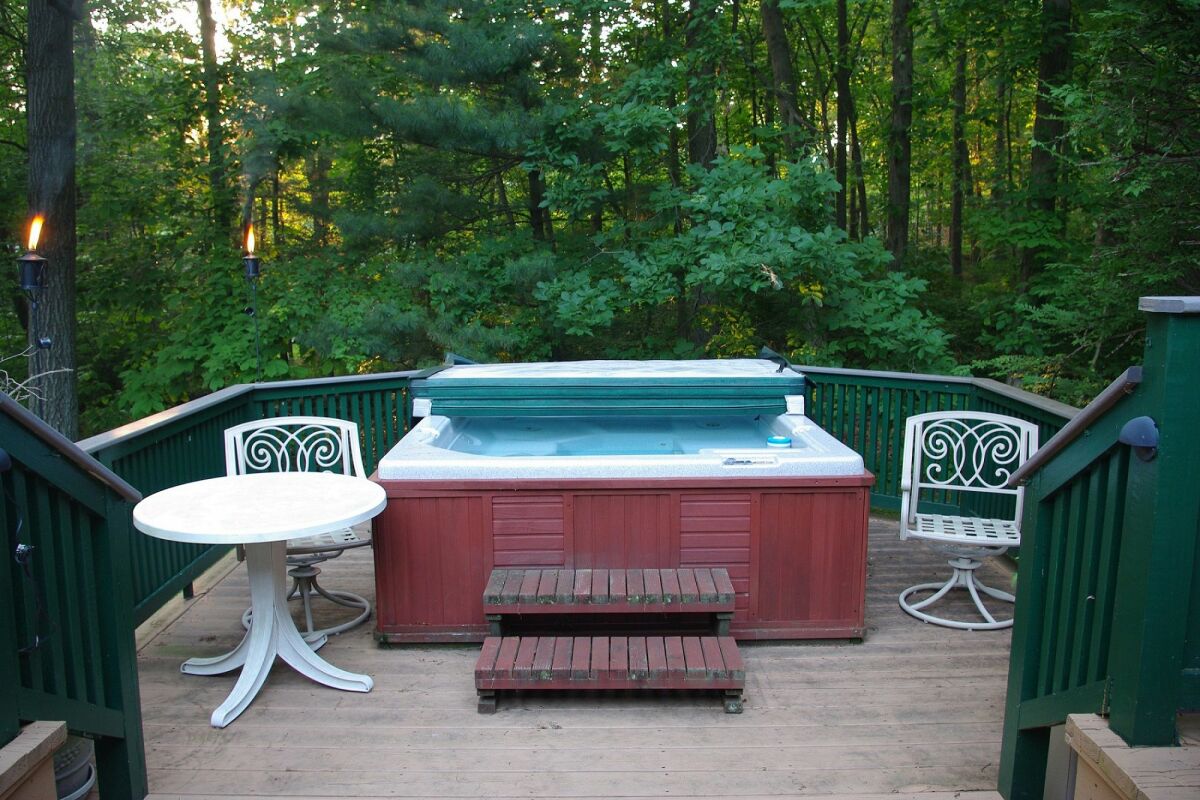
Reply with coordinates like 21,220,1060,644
483,567,735,612
474,635,745,714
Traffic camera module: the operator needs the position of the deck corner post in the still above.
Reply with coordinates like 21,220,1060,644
96,495,149,799
1106,298,1200,746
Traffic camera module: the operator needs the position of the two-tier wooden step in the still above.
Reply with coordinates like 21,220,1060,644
476,568,745,713
482,567,737,635
474,635,745,714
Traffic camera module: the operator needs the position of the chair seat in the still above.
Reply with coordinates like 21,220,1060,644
286,527,369,555
907,514,1021,548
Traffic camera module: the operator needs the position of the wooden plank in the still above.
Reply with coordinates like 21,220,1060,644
590,636,609,679
695,567,718,602
550,637,573,680
573,569,592,604
625,568,645,602
609,569,627,603
677,568,700,603
664,636,686,676
660,569,681,604
609,637,629,680
513,637,538,678
682,637,706,678
499,571,523,604
532,637,555,680
646,636,668,678
536,570,559,604
569,637,592,679
591,568,609,604
554,569,575,603
473,637,502,680
518,571,541,604
481,570,507,605
718,636,746,680
628,636,649,680
700,637,726,679
643,568,663,603
713,568,736,602
493,637,520,678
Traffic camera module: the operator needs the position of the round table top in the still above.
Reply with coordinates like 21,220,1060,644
132,472,386,545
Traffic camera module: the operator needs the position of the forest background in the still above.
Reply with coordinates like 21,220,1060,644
2,0,1198,438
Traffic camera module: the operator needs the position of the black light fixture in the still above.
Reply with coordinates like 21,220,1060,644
243,222,261,282
242,222,262,381
17,215,51,349
1118,415,1159,462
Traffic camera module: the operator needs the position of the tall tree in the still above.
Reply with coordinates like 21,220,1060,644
25,0,79,438
198,0,233,238
949,40,967,276
685,0,718,169
835,0,850,230
886,0,914,270
760,0,812,156
1020,0,1071,287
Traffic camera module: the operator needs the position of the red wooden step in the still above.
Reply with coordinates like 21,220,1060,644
483,567,735,613
474,635,745,713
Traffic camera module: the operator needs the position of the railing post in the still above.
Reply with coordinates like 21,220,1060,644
94,496,148,799
1106,297,1200,745
0,505,19,749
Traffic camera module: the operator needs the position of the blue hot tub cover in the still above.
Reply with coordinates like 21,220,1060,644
410,358,807,417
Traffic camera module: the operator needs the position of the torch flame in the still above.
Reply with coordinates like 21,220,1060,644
245,223,256,255
27,216,44,251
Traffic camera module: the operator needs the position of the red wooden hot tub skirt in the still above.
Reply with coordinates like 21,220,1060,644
372,474,874,643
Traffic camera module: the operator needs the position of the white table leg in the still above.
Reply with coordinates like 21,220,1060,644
195,540,371,728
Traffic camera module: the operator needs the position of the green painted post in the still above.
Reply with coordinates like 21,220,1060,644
998,478,1054,800
0,483,20,748
94,496,148,799
1106,297,1200,745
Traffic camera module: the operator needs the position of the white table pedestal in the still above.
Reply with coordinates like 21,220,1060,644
180,540,373,728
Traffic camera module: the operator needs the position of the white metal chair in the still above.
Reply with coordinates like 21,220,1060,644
225,416,372,646
898,410,1039,630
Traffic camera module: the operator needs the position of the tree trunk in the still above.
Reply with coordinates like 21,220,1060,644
271,165,282,246
849,91,869,237
307,147,332,246
760,0,811,156
835,0,850,230
198,0,233,239
685,0,718,170
1020,0,1071,288
886,0,913,271
528,168,548,240
950,42,967,277
992,75,1009,201
25,0,79,438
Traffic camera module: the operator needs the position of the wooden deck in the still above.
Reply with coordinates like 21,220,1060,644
136,518,1011,799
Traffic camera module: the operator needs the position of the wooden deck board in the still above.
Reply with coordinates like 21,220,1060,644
138,517,1014,799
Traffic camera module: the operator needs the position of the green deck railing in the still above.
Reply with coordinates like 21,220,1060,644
0,394,147,798
998,298,1200,800
77,372,416,626
799,366,1075,515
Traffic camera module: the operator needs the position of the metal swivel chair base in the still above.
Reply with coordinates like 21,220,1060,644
898,556,1015,631
242,563,371,649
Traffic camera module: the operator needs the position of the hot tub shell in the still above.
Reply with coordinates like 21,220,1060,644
372,359,874,643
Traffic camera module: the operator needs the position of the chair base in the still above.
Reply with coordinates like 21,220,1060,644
899,557,1015,631
242,563,371,646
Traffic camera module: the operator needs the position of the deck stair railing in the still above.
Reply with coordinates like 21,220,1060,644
997,297,1200,800
0,393,147,798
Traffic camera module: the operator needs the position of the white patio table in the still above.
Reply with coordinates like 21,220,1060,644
132,471,386,728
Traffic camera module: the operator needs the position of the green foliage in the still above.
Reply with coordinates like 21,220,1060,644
4,0,1194,434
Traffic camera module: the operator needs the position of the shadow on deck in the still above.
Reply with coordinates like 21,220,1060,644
136,517,1011,799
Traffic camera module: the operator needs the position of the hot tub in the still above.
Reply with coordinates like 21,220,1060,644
372,359,874,642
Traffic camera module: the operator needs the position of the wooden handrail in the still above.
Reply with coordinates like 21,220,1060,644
1008,366,1143,487
0,392,141,503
